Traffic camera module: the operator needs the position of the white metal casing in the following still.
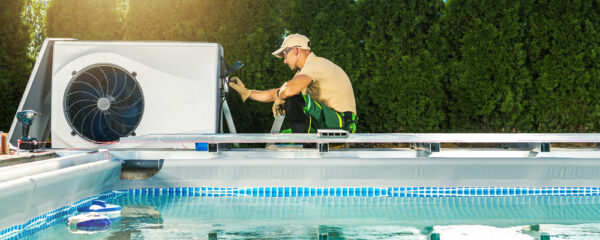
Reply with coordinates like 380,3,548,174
51,41,223,148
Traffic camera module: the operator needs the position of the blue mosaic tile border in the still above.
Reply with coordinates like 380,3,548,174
123,186,600,197
2,186,600,239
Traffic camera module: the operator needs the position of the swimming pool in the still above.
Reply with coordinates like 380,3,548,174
15,188,600,239
2,133,600,239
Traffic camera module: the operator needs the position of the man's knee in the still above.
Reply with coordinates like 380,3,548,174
284,94,309,133
284,94,304,110
284,94,305,117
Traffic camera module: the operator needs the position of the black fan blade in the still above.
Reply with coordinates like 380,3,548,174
65,64,144,142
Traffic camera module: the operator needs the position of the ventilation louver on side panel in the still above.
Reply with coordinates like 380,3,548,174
63,64,144,142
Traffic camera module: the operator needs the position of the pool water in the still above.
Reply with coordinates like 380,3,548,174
23,195,600,239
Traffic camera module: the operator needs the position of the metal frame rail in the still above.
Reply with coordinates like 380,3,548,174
122,133,600,143
118,132,600,153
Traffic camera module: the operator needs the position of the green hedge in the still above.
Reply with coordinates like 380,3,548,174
2,0,600,133
0,0,31,131
46,0,123,39
441,0,532,132
356,0,446,132
525,0,600,132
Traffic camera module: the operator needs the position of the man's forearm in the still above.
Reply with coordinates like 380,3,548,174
278,75,312,99
249,88,279,103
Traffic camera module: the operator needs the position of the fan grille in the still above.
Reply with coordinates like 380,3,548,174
64,64,144,142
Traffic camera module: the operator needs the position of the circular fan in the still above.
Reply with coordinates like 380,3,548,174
64,64,144,142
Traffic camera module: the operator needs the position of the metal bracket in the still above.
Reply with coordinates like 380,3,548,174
541,142,551,152
319,143,329,152
209,143,218,152
412,142,440,157
411,143,440,152
431,143,440,152
318,129,349,138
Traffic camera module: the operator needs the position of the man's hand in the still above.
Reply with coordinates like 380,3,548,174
228,77,253,102
272,97,286,118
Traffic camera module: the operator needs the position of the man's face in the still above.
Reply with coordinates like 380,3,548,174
282,47,298,70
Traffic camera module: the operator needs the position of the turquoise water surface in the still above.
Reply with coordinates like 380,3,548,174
22,194,600,239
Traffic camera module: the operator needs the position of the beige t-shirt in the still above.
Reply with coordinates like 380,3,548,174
296,53,356,114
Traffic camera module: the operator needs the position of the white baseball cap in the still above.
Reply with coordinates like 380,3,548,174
272,33,311,58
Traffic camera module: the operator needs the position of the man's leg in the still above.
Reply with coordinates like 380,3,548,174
284,94,310,133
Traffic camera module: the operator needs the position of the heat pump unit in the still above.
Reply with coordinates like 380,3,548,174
50,41,224,148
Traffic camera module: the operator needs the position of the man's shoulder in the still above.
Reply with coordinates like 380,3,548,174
305,54,337,70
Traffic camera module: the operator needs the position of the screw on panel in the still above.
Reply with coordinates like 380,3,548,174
430,232,440,240
540,233,550,240
208,232,217,240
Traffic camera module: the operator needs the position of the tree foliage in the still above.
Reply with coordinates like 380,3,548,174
46,0,123,39
356,0,445,132
23,0,48,58
0,0,31,131
441,0,532,132
525,0,600,132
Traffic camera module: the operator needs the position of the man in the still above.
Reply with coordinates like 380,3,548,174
229,33,357,133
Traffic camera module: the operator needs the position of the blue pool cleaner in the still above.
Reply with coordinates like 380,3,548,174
77,200,122,219
67,212,111,233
